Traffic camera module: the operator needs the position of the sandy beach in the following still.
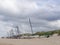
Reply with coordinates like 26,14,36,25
0,36,60,45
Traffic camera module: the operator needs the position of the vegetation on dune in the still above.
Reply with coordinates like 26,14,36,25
34,30,60,38
35,32,45,37
56,30,60,36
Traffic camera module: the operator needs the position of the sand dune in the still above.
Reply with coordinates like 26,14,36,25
0,36,60,45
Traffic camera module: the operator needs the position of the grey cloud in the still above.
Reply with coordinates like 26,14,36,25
0,0,60,36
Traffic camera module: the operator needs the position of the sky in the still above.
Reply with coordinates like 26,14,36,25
0,0,60,37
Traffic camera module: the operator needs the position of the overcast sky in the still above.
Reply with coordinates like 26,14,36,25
0,0,60,37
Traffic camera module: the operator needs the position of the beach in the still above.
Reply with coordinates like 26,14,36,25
0,36,60,45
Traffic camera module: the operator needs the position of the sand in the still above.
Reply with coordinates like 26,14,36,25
0,36,60,45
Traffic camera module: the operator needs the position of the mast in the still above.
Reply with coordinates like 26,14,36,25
7,32,10,38
29,18,33,35
10,29,14,37
16,26,20,39
16,26,20,35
